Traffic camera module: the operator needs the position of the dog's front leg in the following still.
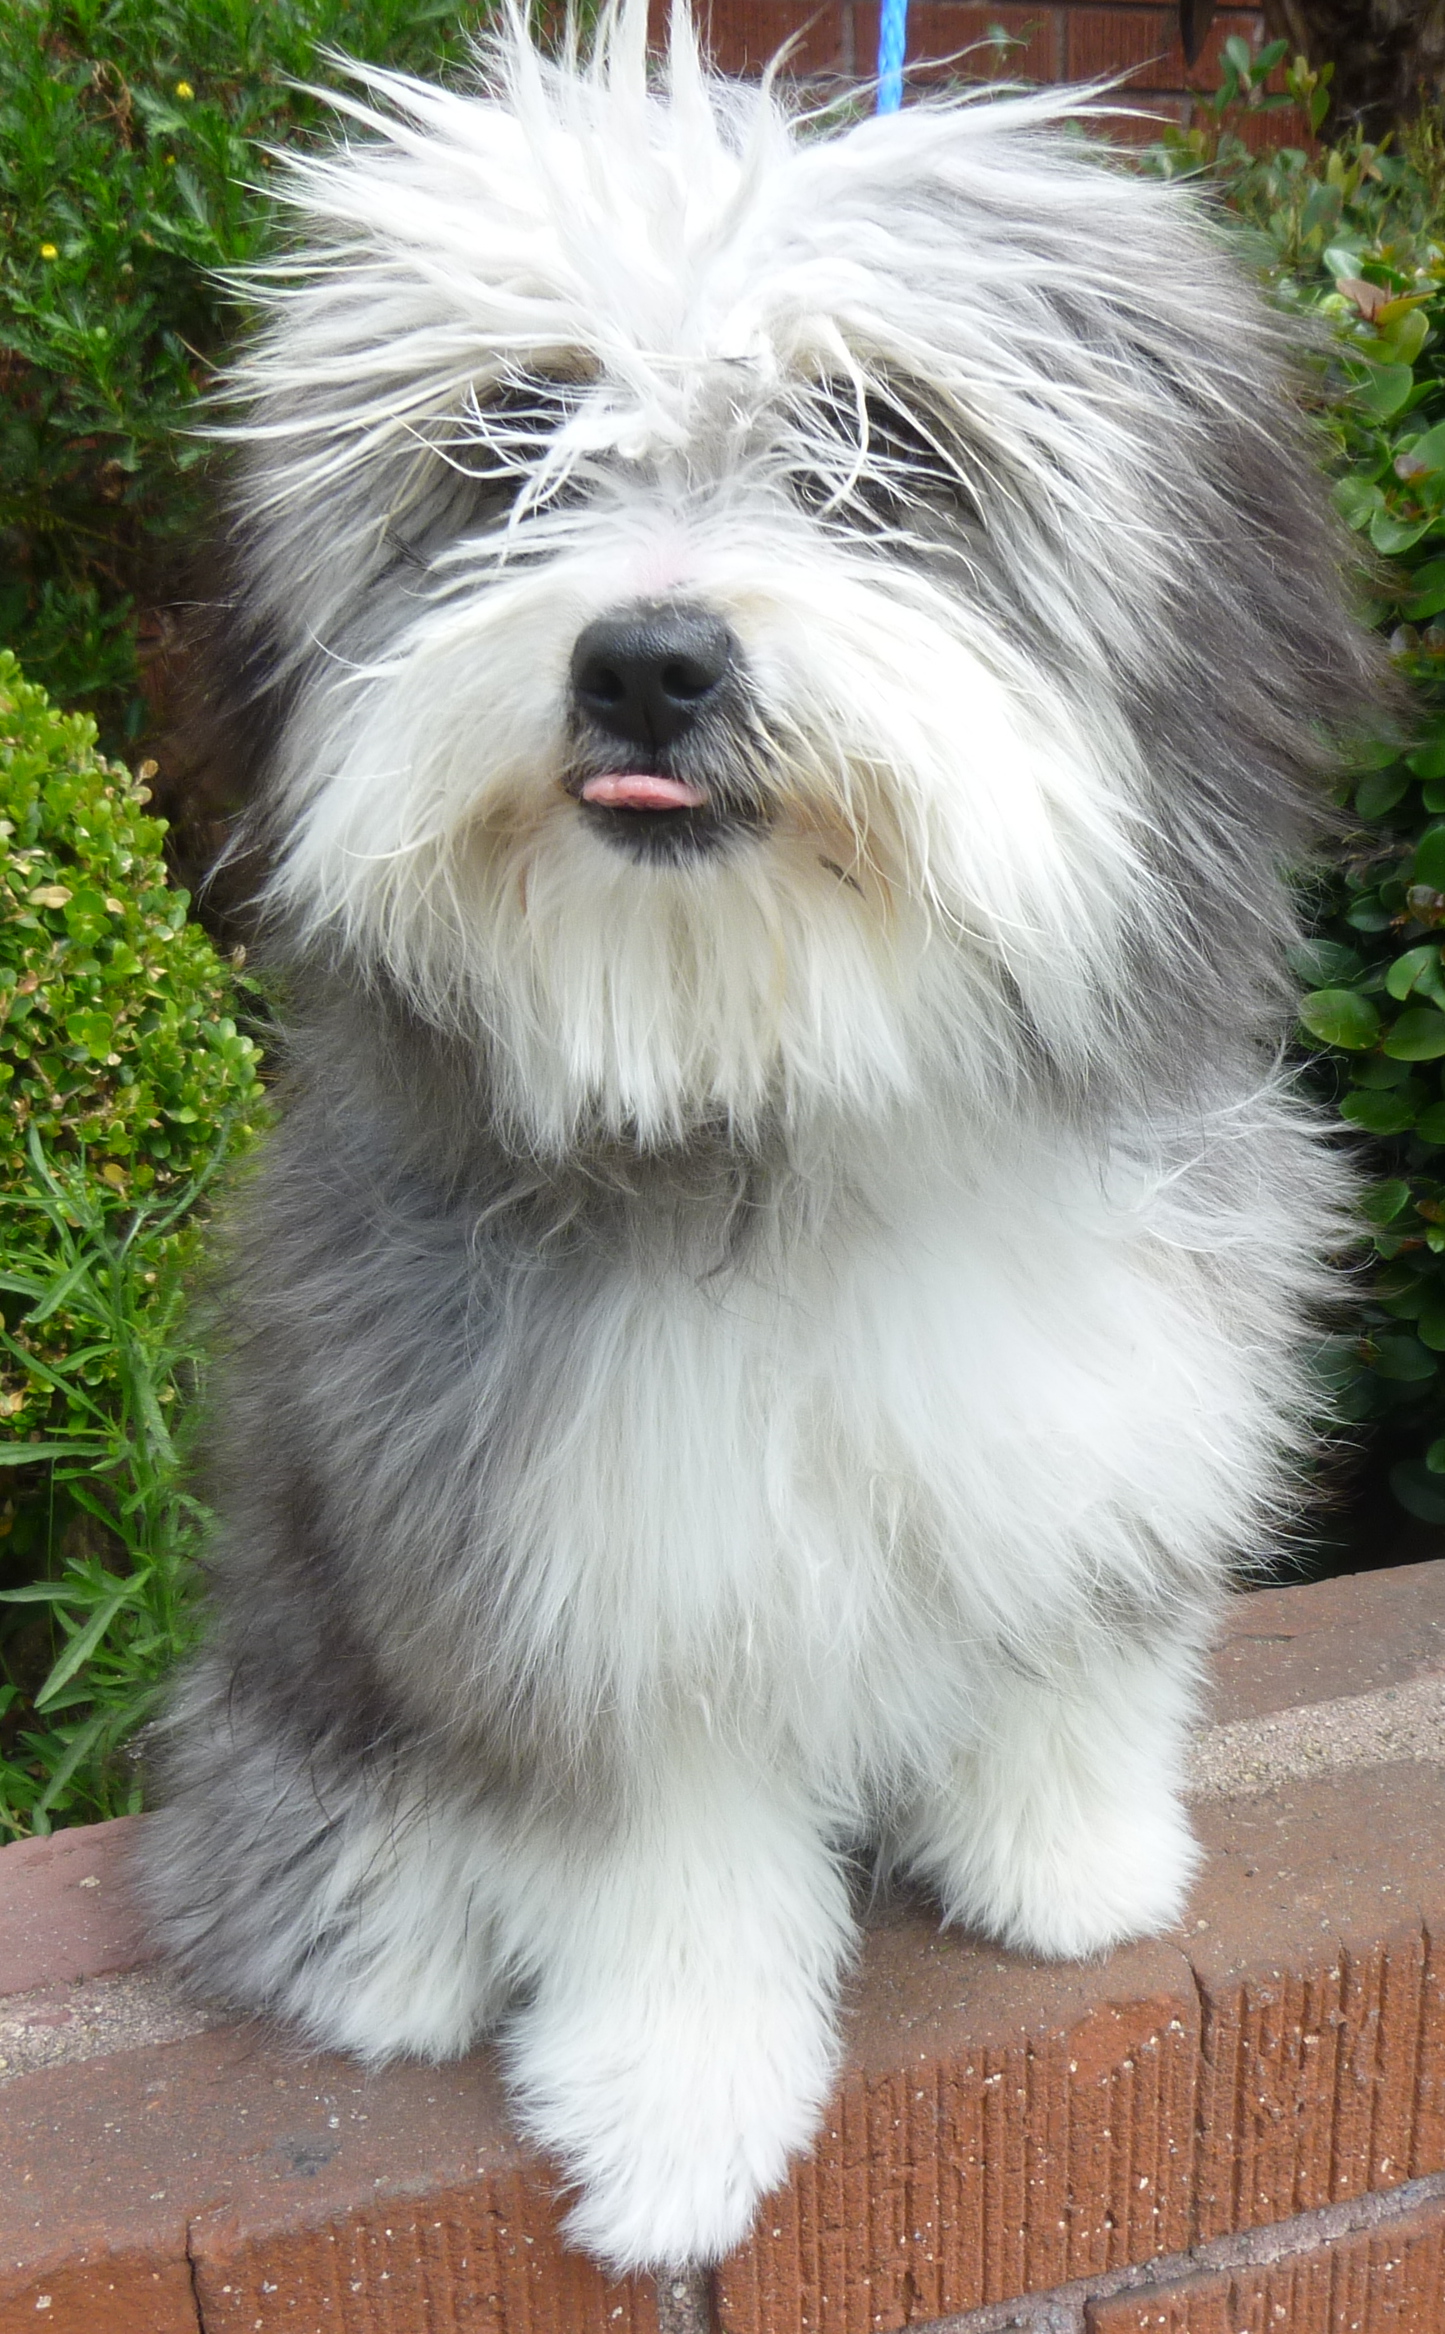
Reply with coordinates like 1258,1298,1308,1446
497,1757,851,2273
896,1627,1205,1963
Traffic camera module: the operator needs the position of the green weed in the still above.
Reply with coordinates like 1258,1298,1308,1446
0,1129,232,1837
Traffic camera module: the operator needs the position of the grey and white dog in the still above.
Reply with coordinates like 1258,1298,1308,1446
145,2,1378,2273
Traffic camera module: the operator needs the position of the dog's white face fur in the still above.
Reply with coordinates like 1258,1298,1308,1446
149,10,1380,2279
230,5,1336,1156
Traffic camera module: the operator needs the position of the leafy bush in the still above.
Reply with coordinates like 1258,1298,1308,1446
0,0,490,751
1154,94,1445,1523
0,1147,222,1835
0,653,262,1834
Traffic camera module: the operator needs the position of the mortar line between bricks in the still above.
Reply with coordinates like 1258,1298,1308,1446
1364,1923,1398,2204
1409,1914,1435,2179
891,2168,1445,2334
1182,1948,1211,2251
185,2215,209,2334
655,2264,718,2334
1328,1928,1355,2221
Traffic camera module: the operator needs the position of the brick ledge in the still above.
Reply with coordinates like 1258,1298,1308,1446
901,2169,1445,2332
2,1560,1443,2334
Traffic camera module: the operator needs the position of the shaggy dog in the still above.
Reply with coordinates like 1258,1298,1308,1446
145,3,1378,2273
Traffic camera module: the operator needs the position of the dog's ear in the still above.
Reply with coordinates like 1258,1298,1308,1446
835,102,1393,1071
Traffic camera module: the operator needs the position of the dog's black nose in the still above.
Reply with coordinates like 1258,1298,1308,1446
571,605,734,750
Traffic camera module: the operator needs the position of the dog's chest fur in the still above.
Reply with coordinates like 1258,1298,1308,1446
220,1004,1303,1812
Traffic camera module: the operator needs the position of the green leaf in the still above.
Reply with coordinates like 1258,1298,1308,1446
1416,1102,1445,1144
1350,735,1406,770
1333,474,1386,529
1361,1178,1412,1224
33,1713,109,1818
0,1441,109,1467
1370,510,1435,557
1372,1334,1438,1381
1385,945,1443,1000
1353,364,1415,421
1383,1008,1445,1059
1310,1331,1365,1391
1287,939,1363,985
1403,420,1445,477
1427,1439,1445,1474
1418,1302,1445,1351
1298,988,1381,1049
1345,898,1397,932
32,1579,136,1711
1347,1054,1411,1088
1341,1089,1417,1134
1408,740,1445,783
1413,825,1445,887
1355,766,1411,819
1391,1459,1445,1521
1403,561,1445,622
1380,310,1433,367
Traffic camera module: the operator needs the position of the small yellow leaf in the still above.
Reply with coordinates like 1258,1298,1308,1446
28,885,71,909
1374,293,1433,327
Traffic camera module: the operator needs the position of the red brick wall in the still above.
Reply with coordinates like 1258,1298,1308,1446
691,0,1310,147
5,1565,1445,2334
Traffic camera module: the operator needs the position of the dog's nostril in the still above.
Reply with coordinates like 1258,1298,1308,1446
659,656,717,701
571,604,735,750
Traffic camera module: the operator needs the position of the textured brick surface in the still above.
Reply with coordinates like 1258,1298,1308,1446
1207,1563,1445,1729
1060,4,1268,91
1189,1766,1445,2242
696,0,848,76
0,2247,199,2334
190,2177,658,2334
853,2,1062,85
683,0,1284,134
715,1931,1201,2333
1086,2189,1445,2332
0,2027,658,2334
0,1815,146,1997
715,1755,1445,2334
3,1567,1443,2331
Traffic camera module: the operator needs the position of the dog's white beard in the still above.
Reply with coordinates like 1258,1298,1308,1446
473,822,933,1148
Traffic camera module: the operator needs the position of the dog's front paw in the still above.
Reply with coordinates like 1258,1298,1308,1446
936,1782,1201,1961
503,1980,838,2271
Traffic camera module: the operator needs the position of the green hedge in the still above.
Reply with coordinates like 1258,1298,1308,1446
0,0,492,751
0,654,262,1835
1158,109,1445,1523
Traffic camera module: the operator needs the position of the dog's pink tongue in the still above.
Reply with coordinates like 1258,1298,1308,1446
580,773,707,812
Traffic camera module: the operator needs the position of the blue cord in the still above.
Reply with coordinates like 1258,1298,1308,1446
876,0,907,112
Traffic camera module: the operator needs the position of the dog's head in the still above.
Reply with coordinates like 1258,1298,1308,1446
221,5,1376,1153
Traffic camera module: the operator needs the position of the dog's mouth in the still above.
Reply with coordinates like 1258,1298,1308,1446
564,766,761,863
579,772,709,813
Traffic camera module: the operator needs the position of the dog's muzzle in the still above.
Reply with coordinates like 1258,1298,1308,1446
566,600,760,860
